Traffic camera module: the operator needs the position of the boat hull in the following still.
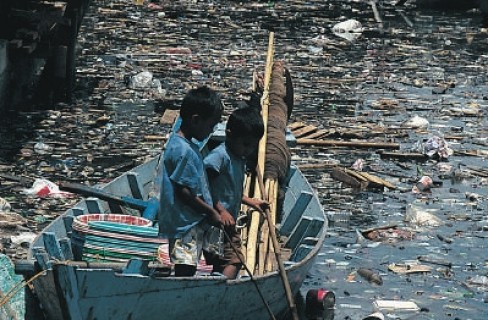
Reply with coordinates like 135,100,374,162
35,257,316,320
18,156,327,320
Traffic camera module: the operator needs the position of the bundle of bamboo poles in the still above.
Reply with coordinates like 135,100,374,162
239,32,299,319
240,32,293,276
240,31,277,276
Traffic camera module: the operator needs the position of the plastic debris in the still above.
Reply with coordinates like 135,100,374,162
388,262,432,274
402,115,429,129
0,197,11,212
331,19,363,41
372,300,420,312
423,136,453,159
357,268,383,285
465,275,488,291
362,225,414,243
33,142,53,155
412,175,433,193
10,232,37,248
351,158,364,171
22,179,73,198
405,204,442,227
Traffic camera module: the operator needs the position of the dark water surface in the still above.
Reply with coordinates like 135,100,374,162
1,1,488,319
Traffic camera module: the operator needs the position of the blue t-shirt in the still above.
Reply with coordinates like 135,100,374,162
204,143,246,219
158,134,213,238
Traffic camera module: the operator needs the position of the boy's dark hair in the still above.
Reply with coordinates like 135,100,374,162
180,86,223,120
227,107,264,139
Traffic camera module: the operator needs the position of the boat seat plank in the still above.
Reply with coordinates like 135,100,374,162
59,237,74,260
285,216,312,250
127,172,144,200
70,208,85,217
43,232,64,260
33,247,52,270
280,191,313,236
108,201,124,214
290,243,315,262
285,217,324,251
63,216,74,233
123,258,149,275
86,198,103,213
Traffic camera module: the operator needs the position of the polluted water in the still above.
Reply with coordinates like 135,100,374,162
0,0,488,319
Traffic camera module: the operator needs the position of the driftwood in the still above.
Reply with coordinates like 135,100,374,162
330,167,396,190
297,138,399,150
379,151,428,161
330,167,366,189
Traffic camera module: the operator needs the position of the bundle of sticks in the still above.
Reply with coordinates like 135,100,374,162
240,34,292,276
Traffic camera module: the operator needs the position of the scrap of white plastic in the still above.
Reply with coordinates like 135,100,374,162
22,178,72,198
0,197,11,212
373,300,420,312
351,158,364,171
10,232,37,248
423,136,453,159
332,19,363,41
402,115,429,129
405,203,442,227
130,71,154,89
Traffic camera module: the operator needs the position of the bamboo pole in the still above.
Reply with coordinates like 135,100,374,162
257,179,272,275
264,178,278,273
245,32,274,275
240,174,252,261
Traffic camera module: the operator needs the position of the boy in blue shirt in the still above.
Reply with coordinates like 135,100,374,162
158,86,223,277
204,107,269,279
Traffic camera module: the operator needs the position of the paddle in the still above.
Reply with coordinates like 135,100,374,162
0,173,158,221
58,182,159,221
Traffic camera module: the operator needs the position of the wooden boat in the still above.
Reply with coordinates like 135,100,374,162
14,149,327,320
14,34,328,320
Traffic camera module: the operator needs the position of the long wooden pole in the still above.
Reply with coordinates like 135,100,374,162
256,168,299,320
245,32,275,275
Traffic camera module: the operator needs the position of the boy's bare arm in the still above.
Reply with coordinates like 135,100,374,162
175,185,222,226
242,195,269,212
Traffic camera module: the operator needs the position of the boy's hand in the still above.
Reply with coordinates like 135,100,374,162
219,209,235,227
207,210,222,227
248,198,270,213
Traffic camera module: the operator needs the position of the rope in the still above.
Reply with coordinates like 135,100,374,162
220,226,277,320
0,270,47,309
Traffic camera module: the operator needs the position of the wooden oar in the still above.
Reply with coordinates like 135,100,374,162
59,182,159,220
256,168,299,320
0,173,159,220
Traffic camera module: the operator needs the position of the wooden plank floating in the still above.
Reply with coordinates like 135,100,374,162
330,167,396,190
297,138,400,149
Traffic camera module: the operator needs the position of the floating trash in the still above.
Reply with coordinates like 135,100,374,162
412,176,434,193
22,179,73,198
405,204,442,227
372,300,420,313
0,197,11,212
331,19,363,42
423,136,453,159
402,115,429,129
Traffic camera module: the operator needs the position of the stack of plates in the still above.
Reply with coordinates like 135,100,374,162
71,214,213,272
